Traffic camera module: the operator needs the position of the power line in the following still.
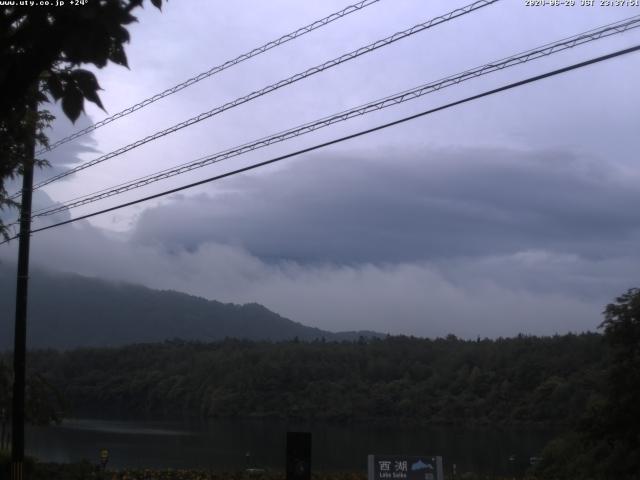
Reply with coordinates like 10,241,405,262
2,43,636,245
29,15,640,219
36,0,382,155
18,0,498,197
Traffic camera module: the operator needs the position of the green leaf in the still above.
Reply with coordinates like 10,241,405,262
109,43,128,68
46,73,65,101
82,88,105,112
61,84,84,123
35,90,49,103
70,69,105,111
113,25,131,44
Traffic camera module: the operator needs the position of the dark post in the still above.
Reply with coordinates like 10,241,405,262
286,432,311,480
11,107,36,480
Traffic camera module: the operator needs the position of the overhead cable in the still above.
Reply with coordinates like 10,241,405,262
1,43,636,245
30,15,640,218
36,0,383,155
19,0,498,197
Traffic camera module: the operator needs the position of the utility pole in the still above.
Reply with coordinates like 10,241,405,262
11,100,36,480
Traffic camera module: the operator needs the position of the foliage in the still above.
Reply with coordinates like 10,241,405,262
0,461,536,480
597,288,640,445
535,288,640,480
1,0,165,120
0,359,66,450
0,104,53,240
0,455,93,480
15,333,607,426
0,0,165,238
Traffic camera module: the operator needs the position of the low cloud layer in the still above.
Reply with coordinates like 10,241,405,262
2,146,637,338
0,229,629,338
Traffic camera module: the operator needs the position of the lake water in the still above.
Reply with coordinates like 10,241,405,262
26,418,559,476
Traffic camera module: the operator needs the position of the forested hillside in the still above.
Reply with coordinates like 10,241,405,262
0,264,380,348
18,334,607,426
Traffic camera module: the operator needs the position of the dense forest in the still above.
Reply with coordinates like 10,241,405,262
1,284,638,480
4,333,607,426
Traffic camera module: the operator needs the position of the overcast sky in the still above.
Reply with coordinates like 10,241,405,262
2,0,640,337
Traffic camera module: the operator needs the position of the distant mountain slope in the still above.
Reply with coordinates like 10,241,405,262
0,264,381,349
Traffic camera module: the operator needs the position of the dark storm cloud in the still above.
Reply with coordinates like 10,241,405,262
130,146,640,264
3,144,637,336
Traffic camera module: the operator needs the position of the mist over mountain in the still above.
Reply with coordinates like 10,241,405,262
0,264,381,349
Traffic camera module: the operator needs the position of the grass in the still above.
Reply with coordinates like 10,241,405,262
0,462,364,480
0,454,538,480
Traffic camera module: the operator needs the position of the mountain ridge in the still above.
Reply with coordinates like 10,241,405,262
0,263,383,349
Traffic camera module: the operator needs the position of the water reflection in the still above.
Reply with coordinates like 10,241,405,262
27,418,559,475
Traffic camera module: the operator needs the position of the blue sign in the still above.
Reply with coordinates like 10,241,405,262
368,455,443,480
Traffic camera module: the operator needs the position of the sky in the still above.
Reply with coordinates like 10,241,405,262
2,0,640,337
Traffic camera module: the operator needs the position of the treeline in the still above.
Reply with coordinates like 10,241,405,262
16,333,608,426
